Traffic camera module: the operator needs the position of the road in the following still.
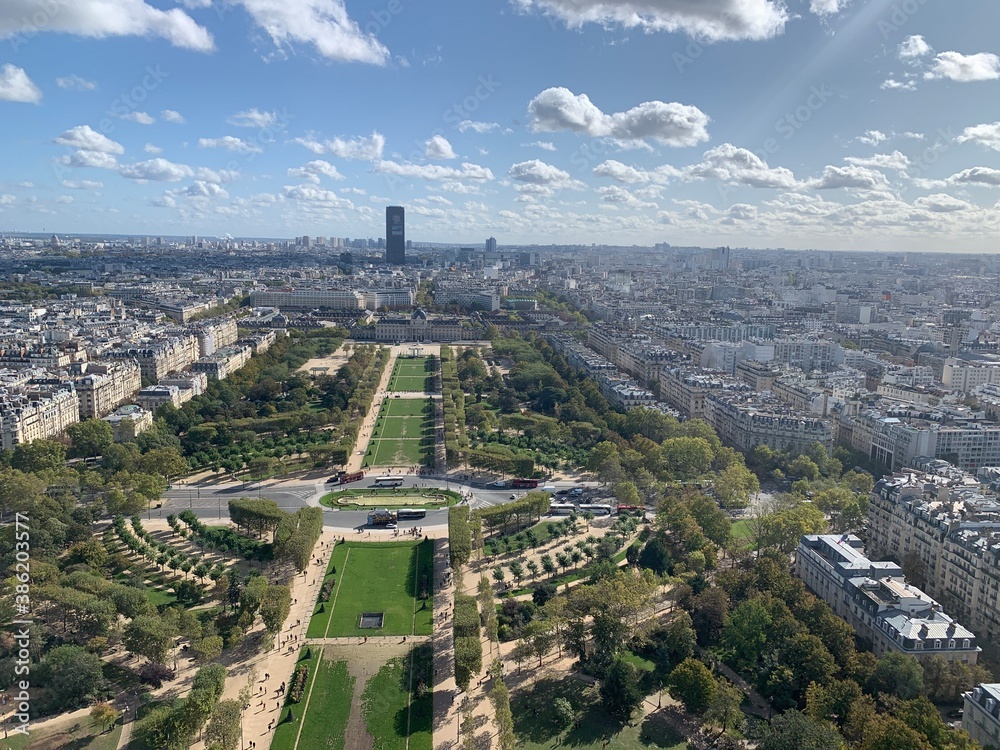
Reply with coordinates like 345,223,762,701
156,475,604,531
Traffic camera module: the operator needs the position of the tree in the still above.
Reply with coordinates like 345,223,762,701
68,419,115,459
858,715,932,750
489,679,516,750
192,636,224,664
40,645,105,710
540,554,556,576
124,614,175,665
138,447,189,481
526,559,539,579
492,566,506,584
260,584,291,635
691,587,730,646
10,438,66,473
204,699,242,750
869,652,924,700
669,658,717,714
704,679,745,737
660,611,696,665
553,697,575,731
721,597,771,670
758,710,844,750
601,658,645,723
90,701,120,733
714,463,760,509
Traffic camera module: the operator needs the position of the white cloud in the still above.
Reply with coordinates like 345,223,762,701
508,159,585,195
121,111,155,125
425,135,457,160
61,179,103,189
925,52,1000,82
593,160,673,184
161,109,185,123
198,136,262,154
686,143,799,188
899,35,932,60
810,0,849,16
902,132,924,140
56,195,74,204
512,0,788,42
914,194,972,212
56,74,96,91
458,120,500,133
808,165,890,190
228,108,279,128
844,151,910,171
287,160,345,183
119,158,194,182
527,87,710,147
725,203,758,221
855,130,887,146
144,143,163,154
281,184,354,208
374,160,494,182
958,122,1000,152
60,150,119,169
54,125,124,154
0,195,14,206
184,181,229,199
881,78,916,91
948,167,1000,186
597,185,656,208
232,0,388,64
292,131,385,160
0,0,214,51
0,64,41,104
528,141,557,151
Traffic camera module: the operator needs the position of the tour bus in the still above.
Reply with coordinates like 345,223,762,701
579,504,613,516
512,478,539,489
368,509,397,526
549,502,576,515
374,476,404,487
397,508,427,520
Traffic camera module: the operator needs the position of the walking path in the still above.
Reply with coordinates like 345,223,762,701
345,345,399,474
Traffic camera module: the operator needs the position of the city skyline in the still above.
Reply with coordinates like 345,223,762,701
0,1,998,251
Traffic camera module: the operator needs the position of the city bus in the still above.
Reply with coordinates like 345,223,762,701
397,508,427,520
374,476,404,487
512,478,539,489
549,503,576,516
579,504,613,516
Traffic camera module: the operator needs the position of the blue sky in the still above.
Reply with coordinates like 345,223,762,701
0,0,999,251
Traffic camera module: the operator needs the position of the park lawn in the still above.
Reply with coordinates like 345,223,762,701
3,719,122,750
291,656,355,750
270,647,323,750
381,397,433,417
361,645,433,750
368,437,431,467
512,677,687,750
390,374,435,392
374,416,432,440
326,540,434,637
730,520,753,547
306,543,351,638
393,357,435,375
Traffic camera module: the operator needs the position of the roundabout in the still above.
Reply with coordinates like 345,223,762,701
321,486,462,511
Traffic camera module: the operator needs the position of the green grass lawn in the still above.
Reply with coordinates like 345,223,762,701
361,645,433,750
270,647,323,750
3,719,122,750
390,375,435,392
306,543,351,638
380,397,433,417
286,655,355,750
512,677,687,750
322,487,459,510
730,520,753,547
368,437,432,467
321,540,434,637
374,416,433,440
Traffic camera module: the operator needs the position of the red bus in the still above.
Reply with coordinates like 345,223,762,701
512,478,539,489
328,470,365,485
617,504,644,515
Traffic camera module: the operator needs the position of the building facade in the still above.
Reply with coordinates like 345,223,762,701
386,206,405,264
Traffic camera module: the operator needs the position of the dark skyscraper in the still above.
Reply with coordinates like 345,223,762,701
385,206,405,264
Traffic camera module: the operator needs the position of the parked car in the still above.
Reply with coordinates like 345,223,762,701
509,494,517,500
947,709,964,719
556,489,570,495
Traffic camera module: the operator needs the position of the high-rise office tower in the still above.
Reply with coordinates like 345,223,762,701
485,236,497,253
386,206,405,264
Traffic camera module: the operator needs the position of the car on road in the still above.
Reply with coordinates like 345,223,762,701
509,494,517,500
569,488,584,496
556,489,570,495
386,523,397,529
947,709,964,719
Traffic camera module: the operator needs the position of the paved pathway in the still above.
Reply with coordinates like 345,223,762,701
346,345,399,474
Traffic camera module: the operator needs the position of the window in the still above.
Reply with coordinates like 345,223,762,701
935,639,942,649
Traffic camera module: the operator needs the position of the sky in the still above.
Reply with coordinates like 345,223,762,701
0,0,999,252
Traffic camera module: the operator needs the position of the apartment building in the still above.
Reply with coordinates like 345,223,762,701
796,534,980,664
433,289,501,311
102,404,153,442
74,361,142,419
191,344,253,381
944,358,1000,393
659,367,749,420
0,387,80,450
250,288,365,310
106,335,200,381
189,317,239,357
703,392,833,454
964,684,1000,749
867,471,1000,643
